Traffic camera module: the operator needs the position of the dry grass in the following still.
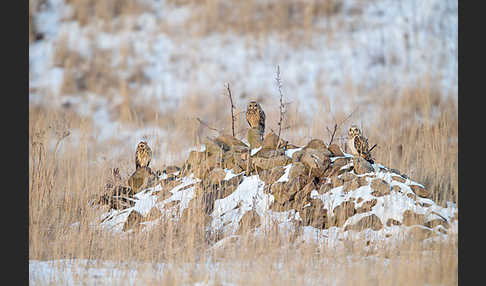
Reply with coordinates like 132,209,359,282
29,1,457,284
29,78,457,284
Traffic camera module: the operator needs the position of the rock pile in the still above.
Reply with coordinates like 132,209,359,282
93,132,457,244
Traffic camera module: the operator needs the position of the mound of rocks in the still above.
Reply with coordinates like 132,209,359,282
94,132,457,245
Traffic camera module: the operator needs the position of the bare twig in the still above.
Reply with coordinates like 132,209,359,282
326,123,338,145
225,83,235,137
326,107,359,147
369,143,377,153
196,117,220,133
275,65,285,148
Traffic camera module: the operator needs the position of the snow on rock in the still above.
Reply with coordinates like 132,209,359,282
94,135,457,248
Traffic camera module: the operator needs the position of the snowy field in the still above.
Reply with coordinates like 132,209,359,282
29,0,458,163
29,1,458,284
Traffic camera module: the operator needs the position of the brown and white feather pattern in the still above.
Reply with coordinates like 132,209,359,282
346,125,373,163
135,141,152,169
246,101,265,140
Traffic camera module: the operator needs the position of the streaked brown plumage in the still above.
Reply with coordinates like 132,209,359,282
346,125,374,163
246,101,265,140
135,141,152,169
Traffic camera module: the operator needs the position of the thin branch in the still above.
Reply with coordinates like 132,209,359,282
369,144,377,153
326,107,359,147
196,117,220,133
225,83,235,137
275,65,285,149
326,123,338,146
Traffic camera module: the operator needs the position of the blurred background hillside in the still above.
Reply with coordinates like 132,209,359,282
29,0,457,204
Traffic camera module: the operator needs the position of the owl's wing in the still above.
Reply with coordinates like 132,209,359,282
245,110,252,127
259,108,266,131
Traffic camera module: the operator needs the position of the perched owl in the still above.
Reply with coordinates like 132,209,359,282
346,125,374,163
246,100,265,140
135,141,152,169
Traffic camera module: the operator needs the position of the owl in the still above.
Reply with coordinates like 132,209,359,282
135,141,152,169
346,125,374,163
246,100,265,140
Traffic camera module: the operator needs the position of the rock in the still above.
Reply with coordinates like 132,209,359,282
299,199,329,229
286,144,301,149
253,155,291,170
291,149,305,163
333,157,349,168
386,218,402,227
261,132,287,150
416,201,432,207
304,148,331,162
356,199,377,213
323,158,348,177
209,168,227,184
214,134,248,153
424,219,449,229
356,176,369,187
123,210,144,232
232,153,249,173
410,184,431,198
391,185,402,193
193,164,209,180
271,176,305,204
237,210,261,234
344,214,383,231
391,175,406,183
340,172,356,182
328,144,344,156
270,182,292,204
407,226,436,240
248,127,263,149
258,166,286,185
289,162,307,180
300,149,331,177
164,165,180,175
128,167,154,193
100,186,136,210
407,193,417,201
353,157,374,175
206,153,223,169
332,201,356,227
402,210,425,226
204,137,226,155
196,176,242,215
318,183,332,194
331,176,344,188
343,179,360,193
304,139,332,156
293,181,316,210
370,179,391,197
184,151,205,173
254,149,285,159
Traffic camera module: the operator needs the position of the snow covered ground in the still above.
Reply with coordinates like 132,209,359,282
29,0,458,162
29,2,457,283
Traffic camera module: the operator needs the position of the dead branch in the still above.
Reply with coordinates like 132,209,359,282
369,144,377,153
326,123,338,145
275,65,285,147
225,83,236,137
196,117,220,133
326,107,359,147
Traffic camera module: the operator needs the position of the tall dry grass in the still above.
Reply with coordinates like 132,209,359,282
30,0,457,284
29,77,457,284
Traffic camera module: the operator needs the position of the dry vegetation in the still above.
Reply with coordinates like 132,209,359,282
29,81,458,284
29,0,457,284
